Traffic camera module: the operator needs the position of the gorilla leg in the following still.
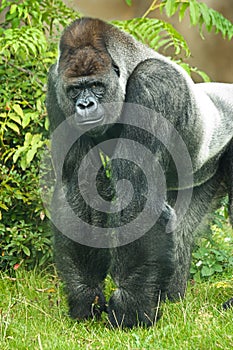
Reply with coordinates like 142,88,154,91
108,205,177,328
166,171,227,299
54,229,111,319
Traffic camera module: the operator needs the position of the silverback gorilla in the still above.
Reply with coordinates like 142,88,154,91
46,17,233,328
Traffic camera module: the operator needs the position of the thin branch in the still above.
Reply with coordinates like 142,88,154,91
142,0,161,18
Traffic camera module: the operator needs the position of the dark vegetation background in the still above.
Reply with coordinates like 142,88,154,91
0,0,232,284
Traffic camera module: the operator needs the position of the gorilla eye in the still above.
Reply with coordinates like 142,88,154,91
68,86,80,99
112,63,120,77
91,84,105,98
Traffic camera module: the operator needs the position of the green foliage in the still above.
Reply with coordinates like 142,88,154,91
0,269,233,348
162,0,233,39
119,1,233,80
0,221,52,269
176,61,210,82
0,0,77,34
0,0,78,270
112,0,233,82
113,17,191,57
191,243,233,281
191,202,233,282
124,0,132,6
112,14,210,81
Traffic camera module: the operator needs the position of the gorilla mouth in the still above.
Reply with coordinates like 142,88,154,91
74,113,104,125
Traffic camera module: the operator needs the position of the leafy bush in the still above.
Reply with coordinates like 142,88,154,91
0,0,77,270
0,0,232,273
191,200,233,281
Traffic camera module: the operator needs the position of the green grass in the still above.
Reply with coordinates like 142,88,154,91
1,267,233,350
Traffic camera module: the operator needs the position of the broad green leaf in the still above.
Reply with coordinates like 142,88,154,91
36,99,42,112
0,113,7,119
179,3,189,22
13,146,27,163
10,4,17,14
189,0,200,26
20,156,27,170
199,2,211,27
189,266,196,274
165,0,177,17
24,132,33,146
9,113,21,125
22,113,31,128
31,134,41,146
44,117,50,131
6,121,20,134
201,266,214,277
22,245,31,256
0,202,9,211
26,147,37,164
213,264,223,273
13,104,24,118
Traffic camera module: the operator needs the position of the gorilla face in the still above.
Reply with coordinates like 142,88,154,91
54,29,125,134
67,79,107,124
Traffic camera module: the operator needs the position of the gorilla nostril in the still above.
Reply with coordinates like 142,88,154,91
87,101,95,108
78,103,86,110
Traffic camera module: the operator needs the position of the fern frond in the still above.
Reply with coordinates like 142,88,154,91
112,17,211,82
175,60,211,82
112,18,190,57
206,6,233,39
163,0,233,40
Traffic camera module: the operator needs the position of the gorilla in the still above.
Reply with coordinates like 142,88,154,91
46,17,233,328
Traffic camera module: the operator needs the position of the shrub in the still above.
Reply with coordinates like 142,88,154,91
0,0,77,270
191,200,233,281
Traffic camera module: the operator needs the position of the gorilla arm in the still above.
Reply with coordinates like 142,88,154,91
124,58,233,189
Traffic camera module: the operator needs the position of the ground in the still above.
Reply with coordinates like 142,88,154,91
0,267,233,350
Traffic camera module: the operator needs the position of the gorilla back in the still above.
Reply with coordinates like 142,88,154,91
46,17,233,328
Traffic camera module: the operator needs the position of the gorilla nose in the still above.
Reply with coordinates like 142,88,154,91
75,97,97,117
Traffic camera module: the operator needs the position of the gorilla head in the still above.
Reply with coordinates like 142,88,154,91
53,18,125,132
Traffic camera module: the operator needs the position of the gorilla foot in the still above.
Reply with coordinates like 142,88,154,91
108,288,160,328
68,286,107,320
